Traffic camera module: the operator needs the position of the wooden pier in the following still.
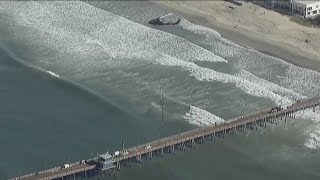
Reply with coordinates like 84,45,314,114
14,164,95,180
10,97,320,180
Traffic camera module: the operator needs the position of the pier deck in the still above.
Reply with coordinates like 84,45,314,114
10,97,320,180
11,164,94,180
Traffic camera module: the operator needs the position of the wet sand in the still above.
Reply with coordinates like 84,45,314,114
154,1,320,72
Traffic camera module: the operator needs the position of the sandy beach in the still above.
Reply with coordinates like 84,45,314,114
2,1,320,179
154,1,320,72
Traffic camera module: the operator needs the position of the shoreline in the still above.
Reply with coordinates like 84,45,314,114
154,1,320,73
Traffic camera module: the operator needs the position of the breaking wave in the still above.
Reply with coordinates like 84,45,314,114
292,107,320,149
46,70,60,78
305,128,320,149
0,1,228,66
177,16,320,149
1,0,320,150
154,54,304,106
184,105,224,126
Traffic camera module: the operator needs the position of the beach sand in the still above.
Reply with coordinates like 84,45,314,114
154,1,320,72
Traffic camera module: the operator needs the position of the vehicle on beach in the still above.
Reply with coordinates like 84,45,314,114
61,164,70,169
144,144,151,150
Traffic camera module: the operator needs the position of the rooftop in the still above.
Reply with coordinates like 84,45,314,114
293,0,320,5
98,153,113,160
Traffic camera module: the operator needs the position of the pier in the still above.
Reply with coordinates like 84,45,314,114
10,97,320,180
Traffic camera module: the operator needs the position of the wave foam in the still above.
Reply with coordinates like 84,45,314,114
184,105,224,126
293,107,320,122
235,70,307,101
2,0,320,150
305,125,320,149
179,18,320,149
0,1,228,66
179,18,222,38
155,54,300,105
293,107,320,149
46,70,60,78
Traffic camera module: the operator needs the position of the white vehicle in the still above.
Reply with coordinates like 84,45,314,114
79,160,86,164
144,144,151,150
121,150,129,156
61,164,70,169
114,151,120,157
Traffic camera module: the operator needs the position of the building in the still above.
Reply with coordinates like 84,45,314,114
256,0,292,10
97,153,115,170
292,1,320,18
273,0,292,10
256,0,320,18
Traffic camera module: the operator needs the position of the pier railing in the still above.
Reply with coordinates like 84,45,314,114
10,97,320,180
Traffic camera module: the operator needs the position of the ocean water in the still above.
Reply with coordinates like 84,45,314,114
0,1,320,179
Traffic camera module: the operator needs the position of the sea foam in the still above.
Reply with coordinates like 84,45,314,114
2,1,320,149
179,17,320,149
179,18,222,38
184,105,224,126
0,1,228,70
305,128,320,149
155,54,302,106
46,70,60,78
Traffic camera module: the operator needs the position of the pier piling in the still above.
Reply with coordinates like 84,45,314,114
10,97,320,180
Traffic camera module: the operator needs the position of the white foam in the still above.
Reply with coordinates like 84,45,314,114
184,105,224,126
293,108,320,122
0,1,229,69
84,37,103,47
235,70,307,101
180,18,320,149
150,101,161,111
155,17,307,107
292,107,320,149
179,17,244,55
182,18,320,98
305,125,320,149
288,106,320,149
2,1,320,149
179,17,244,58
179,18,222,38
46,70,60,78
155,54,299,105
